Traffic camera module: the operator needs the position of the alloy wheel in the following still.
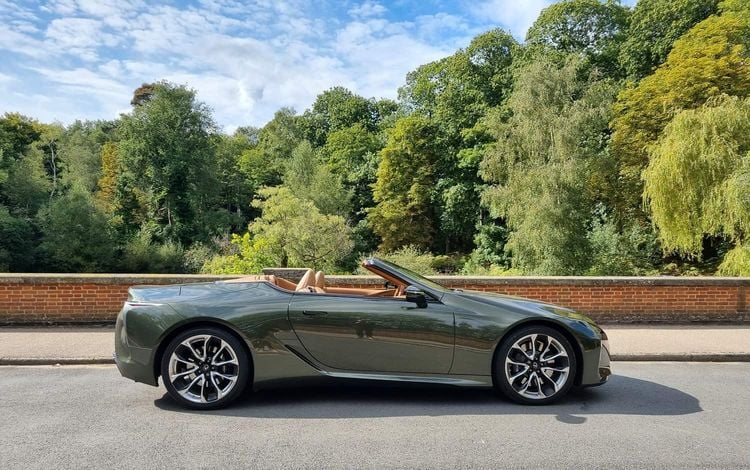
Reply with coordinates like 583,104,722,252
504,333,570,400
167,334,240,404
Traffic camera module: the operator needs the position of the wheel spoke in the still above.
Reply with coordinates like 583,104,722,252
202,336,209,361
170,367,198,380
212,359,238,367
508,367,529,382
212,371,235,381
212,341,227,363
541,350,567,362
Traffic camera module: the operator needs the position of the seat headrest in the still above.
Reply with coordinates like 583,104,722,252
315,271,325,288
295,269,315,291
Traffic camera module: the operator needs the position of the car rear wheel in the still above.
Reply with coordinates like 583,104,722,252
495,325,577,405
161,326,250,410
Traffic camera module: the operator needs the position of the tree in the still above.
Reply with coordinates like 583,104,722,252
213,131,255,231
117,82,219,243
481,55,619,274
36,189,115,272
96,142,119,212
0,113,40,188
246,187,353,269
397,29,518,253
58,120,112,193
300,87,380,147
283,140,352,217
369,116,438,251
0,205,35,271
619,0,719,79
643,96,750,274
239,107,302,191
611,2,750,219
526,0,630,76
321,123,382,217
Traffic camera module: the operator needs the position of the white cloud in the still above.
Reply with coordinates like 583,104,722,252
348,1,387,18
474,0,553,39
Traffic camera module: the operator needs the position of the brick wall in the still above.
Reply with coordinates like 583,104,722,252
0,274,748,324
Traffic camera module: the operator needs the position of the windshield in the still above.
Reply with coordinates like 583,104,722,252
375,258,449,293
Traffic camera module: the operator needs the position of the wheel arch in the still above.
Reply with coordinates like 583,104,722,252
153,318,255,385
490,319,584,388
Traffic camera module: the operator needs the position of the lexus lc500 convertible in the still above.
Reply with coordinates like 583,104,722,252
115,258,611,409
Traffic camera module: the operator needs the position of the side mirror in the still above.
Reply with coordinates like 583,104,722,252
405,285,428,308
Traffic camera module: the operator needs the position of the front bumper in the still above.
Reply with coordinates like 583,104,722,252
595,338,612,384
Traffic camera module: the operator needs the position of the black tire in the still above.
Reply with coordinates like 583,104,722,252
494,325,577,405
161,326,251,410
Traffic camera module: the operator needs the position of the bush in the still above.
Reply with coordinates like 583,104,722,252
121,231,185,273
200,234,276,274
585,214,661,276
717,245,750,276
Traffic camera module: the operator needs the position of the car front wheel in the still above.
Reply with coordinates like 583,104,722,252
161,326,250,410
495,325,577,405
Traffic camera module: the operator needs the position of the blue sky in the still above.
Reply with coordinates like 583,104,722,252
0,0,637,131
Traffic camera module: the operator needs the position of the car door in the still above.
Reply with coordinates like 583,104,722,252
288,292,454,374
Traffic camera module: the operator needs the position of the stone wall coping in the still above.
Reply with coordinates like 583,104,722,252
1,272,749,287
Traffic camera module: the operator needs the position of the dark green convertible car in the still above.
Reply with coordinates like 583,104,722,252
115,258,611,409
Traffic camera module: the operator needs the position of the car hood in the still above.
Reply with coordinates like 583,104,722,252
452,290,597,325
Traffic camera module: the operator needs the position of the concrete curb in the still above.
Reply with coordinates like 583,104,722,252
2,354,750,365
611,353,750,362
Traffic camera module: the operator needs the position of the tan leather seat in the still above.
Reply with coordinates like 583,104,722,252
314,271,325,291
295,269,315,291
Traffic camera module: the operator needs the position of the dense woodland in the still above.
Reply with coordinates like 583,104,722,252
1,0,749,276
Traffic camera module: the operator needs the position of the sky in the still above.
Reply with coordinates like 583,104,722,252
0,0,637,131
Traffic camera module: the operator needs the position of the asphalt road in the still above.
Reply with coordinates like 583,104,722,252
0,363,748,469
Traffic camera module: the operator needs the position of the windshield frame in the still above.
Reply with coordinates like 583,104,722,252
363,257,449,297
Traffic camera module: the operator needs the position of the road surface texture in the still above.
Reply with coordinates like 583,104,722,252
0,363,748,469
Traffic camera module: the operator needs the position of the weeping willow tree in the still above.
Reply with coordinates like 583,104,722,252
643,96,750,275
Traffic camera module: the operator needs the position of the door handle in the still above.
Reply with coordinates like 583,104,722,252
302,310,328,316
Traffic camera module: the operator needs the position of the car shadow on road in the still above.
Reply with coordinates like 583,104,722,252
154,373,701,423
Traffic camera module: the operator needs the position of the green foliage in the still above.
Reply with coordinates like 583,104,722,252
0,113,40,187
481,55,619,274
0,205,35,271
5,1,750,276
321,123,382,216
36,190,115,272
619,0,719,79
611,5,750,218
283,141,352,216
717,244,750,276
526,0,630,76
301,87,392,147
117,81,220,244
643,96,750,258
200,234,276,274
121,231,186,273
369,116,438,251
586,212,660,275
247,187,353,269
3,147,52,216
